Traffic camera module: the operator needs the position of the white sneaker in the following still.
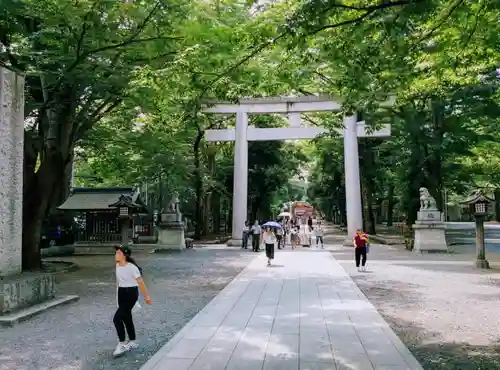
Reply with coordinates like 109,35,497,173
113,342,129,356
127,341,139,350
362,266,367,272
357,267,362,272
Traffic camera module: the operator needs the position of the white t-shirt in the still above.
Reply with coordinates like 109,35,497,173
263,232,275,244
251,225,261,234
315,227,324,237
116,263,141,288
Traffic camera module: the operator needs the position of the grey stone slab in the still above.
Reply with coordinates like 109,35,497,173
300,316,327,331
330,340,366,357
379,326,423,370
327,328,360,347
356,328,394,347
248,316,275,329
183,325,218,340
189,349,233,370
272,322,300,335
335,359,374,370
213,326,245,340
263,357,299,370
231,326,272,356
373,366,412,370
365,346,409,367
300,361,337,370
300,338,334,363
300,329,329,345
265,333,299,360
152,358,193,370
165,338,208,359
190,312,228,327
223,308,255,327
225,359,265,370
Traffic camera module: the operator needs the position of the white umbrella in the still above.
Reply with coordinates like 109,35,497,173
278,211,291,217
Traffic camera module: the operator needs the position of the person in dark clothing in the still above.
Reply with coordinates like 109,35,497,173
307,216,313,232
353,230,368,272
241,221,250,249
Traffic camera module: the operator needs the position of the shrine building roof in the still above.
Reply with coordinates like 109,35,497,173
58,187,147,212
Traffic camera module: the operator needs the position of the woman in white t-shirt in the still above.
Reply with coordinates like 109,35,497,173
261,227,276,266
113,245,152,357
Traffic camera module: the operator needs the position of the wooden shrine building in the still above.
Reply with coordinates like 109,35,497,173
58,187,148,245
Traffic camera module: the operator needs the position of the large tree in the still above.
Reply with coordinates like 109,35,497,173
2,0,191,269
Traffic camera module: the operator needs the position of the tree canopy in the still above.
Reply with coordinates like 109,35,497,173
1,0,499,268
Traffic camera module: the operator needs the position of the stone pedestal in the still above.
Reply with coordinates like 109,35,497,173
413,211,448,253
227,239,243,247
155,212,185,252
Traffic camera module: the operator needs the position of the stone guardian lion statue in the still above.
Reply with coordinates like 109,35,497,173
419,187,437,211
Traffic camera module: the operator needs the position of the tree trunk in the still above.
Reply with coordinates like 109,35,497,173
193,132,203,240
387,184,395,226
495,188,500,222
365,189,376,234
212,191,221,233
22,154,64,270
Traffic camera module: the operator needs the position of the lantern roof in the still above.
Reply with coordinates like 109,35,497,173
460,189,495,205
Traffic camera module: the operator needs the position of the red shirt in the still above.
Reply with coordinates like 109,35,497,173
354,234,367,248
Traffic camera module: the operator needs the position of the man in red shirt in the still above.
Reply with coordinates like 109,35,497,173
353,230,369,272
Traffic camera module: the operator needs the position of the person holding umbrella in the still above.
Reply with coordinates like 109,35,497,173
261,221,281,266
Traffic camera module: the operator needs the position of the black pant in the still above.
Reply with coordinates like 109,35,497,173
265,243,275,260
114,287,139,341
242,231,249,249
355,246,367,267
276,235,283,248
252,234,260,251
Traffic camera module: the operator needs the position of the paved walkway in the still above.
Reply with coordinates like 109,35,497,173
140,250,423,370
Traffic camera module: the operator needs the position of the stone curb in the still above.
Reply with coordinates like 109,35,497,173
0,295,80,327
42,261,79,274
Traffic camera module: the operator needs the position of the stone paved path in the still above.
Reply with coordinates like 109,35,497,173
140,249,423,370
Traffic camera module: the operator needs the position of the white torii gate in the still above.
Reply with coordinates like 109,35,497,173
203,96,391,246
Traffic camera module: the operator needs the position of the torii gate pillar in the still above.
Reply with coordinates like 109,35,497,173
228,109,249,246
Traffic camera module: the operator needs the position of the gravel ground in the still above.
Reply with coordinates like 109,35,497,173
331,237,500,370
0,247,255,370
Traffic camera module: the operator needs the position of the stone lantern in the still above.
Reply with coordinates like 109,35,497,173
109,195,137,246
460,189,494,269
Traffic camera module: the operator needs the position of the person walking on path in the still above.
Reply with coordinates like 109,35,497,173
290,225,298,249
251,220,261,252
241,221,250,249
113,245,152,357
315,222,324,248
275,225,283,249
353,230,369,272
307,216,313,232
262,226,276,266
